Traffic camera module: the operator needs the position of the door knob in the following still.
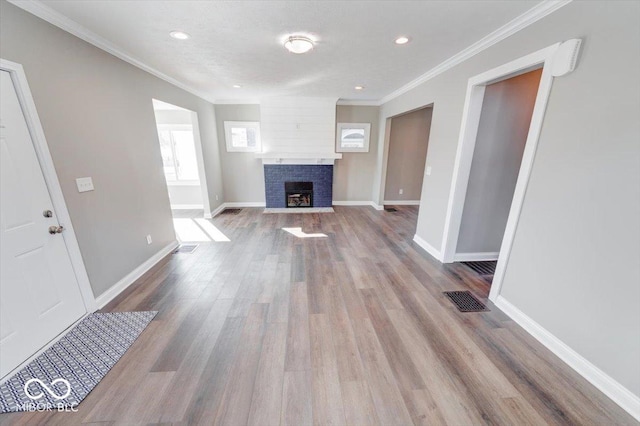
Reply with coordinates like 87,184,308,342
43,210,53,218
48,225,64,235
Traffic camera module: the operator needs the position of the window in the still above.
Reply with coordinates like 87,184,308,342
157,124,200,184
336,122,371,152
224,121,261,152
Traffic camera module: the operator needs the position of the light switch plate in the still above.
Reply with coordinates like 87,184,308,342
76,177,94,193
426,166,432,176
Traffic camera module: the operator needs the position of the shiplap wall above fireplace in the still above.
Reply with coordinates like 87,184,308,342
258,97,342,164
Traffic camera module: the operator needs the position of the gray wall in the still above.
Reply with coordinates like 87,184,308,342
213,104,380,204
456,69,541,254
384,108,432,202
214,104,265,204
335,105,380,202
0,1,224,297
377,1,640,397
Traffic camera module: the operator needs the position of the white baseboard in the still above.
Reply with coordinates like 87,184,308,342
495,296,640,421
95,240,179,309
210,202,266,217
332,201,384,210
224,202,266,208
413,234,443,261
170,204,204,210
454,252,499,262
383,200,420,206
210,203,226,218
333,200,371,206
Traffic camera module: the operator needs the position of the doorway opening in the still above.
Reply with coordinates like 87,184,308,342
152,99,210,218
152,100,228,243
382,105,433,227
440,43,559,302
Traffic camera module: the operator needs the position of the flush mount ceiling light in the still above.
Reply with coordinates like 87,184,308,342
170,31,190,40
394,36,410,45
354,85,364,90
233,84,242,88
284,36,314,54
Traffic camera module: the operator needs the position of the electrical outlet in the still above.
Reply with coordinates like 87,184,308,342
399,189,404,195
216,195,219,201
146,235,152,245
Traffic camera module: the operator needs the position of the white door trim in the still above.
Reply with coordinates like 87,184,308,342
438,43,560,303
0,58,97,313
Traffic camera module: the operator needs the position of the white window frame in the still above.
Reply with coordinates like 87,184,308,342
157,124,200,185
336,122,371,153
224,121,262,153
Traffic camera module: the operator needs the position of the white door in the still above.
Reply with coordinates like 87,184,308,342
0,70,86,378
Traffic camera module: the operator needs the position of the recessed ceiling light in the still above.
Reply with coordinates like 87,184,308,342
394,36,410,45
170,31,190,40
284,36,314,54
354,86,364,90
233,84,242,88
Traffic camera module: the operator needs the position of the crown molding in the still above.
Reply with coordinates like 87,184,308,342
213,99,261,105
378,0,572,105
336,99,380,106
7,0,217,104
10,0,571,108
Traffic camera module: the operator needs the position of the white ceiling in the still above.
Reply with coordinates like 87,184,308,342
30,0,542,103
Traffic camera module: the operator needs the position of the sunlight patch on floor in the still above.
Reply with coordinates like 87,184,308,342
173,218,230,242
282,227,327,239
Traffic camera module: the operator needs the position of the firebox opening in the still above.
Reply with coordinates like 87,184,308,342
285,181,313,208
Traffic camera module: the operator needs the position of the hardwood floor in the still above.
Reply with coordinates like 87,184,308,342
1,206,635,425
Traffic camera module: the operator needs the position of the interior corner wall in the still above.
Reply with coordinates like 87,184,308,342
214,104,265,204
0,0,224,297
378,0,640,400
383,108,432,202
456,69,541,254
334,105,380,202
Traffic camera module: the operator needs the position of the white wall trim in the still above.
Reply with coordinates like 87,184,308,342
412,234,443,261
0,59,97,313
495,296,640,421
210,203,226,218
95,240,179,309
453,252,500,262
332,201,384,210
214,99,261,105
378,0,572,105
436,43,561,309
209,202,267,217
337,99,380,106
170,204,205,210
7,0,216,104
224,202,266,208
383,200,420,206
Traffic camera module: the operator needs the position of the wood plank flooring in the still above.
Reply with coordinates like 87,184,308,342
1,206,635,425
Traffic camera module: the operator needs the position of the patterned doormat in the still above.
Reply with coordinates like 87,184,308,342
0,311,156,413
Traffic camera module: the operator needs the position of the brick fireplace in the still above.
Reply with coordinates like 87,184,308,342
264,165,333,208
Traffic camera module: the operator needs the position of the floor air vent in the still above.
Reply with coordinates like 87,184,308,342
462,260,497,283
384,207,398,212
174,244,199,254
221,208,242,215
444,291,489,312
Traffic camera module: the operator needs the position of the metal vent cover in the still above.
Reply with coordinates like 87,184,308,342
444,291,489,312
174,244,199,254
221,208,242,215
384,207,398,212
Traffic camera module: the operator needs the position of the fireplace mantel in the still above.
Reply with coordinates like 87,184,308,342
255,152,342,165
